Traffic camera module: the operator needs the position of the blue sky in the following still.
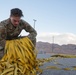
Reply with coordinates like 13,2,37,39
0,0,76,34
0,0,76,44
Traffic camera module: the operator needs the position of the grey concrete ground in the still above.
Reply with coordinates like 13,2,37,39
37,54,76,75
41,69,76,75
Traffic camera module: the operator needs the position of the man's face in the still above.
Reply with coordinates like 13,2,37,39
10,16,21,27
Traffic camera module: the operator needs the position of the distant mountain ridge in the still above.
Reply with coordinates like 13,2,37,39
36,41,76,54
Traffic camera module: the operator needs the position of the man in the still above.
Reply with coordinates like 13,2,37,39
0,8,37,58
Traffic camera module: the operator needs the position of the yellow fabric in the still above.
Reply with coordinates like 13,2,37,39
0,37,38,75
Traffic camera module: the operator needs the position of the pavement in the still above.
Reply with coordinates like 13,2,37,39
41,69,76,75
37,54,76,75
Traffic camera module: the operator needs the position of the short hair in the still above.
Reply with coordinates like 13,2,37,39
10,8,23,17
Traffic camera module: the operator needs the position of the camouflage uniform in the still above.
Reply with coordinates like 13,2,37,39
0,18,37,58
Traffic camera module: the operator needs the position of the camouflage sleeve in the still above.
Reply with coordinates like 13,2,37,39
21,20,37,40
0,23,6,50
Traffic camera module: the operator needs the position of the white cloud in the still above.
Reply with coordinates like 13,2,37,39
20,30,76,45
37,32,76,45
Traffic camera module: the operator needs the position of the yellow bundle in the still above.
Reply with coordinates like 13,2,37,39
0,37,38,75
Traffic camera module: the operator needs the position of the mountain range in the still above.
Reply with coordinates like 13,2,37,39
36,41,76,55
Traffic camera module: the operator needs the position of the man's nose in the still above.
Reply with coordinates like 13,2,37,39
15,22,19,25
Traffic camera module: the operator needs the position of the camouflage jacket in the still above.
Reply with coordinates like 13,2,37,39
0,18,37,40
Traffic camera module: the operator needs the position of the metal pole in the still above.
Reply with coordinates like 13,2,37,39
33,19,37,29
52,36,54,53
